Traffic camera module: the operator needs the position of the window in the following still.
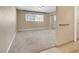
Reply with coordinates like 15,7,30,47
54,15,56,21
35,15,44,22
25,14,35,21
25,13,44,22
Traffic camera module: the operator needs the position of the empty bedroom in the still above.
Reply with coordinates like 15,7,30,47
9,6,57,53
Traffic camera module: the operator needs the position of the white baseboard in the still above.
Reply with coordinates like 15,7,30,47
6,32,16,53
17,27,50,31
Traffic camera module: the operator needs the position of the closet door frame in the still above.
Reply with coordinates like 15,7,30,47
74,6,77,42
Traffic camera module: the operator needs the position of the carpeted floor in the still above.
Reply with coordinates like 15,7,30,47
9,29,56,53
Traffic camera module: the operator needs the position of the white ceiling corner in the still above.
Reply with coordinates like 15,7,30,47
16,6,56,13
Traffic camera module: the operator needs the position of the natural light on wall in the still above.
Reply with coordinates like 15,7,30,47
25,14,44,22
54,15,56,22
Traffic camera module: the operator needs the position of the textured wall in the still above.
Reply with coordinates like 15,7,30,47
0,7,16,52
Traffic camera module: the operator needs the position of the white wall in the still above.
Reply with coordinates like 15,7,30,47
49,12,56,29
77,7,79,39
56,6,74,45
17,10,50,31
0,7,16,52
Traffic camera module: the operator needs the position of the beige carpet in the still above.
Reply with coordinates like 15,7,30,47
9,29,56,53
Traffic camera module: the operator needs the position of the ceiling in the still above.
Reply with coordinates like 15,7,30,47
16,6,56,13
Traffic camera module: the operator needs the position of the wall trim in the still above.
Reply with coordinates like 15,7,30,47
6,32,16,53
17,27,50,31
